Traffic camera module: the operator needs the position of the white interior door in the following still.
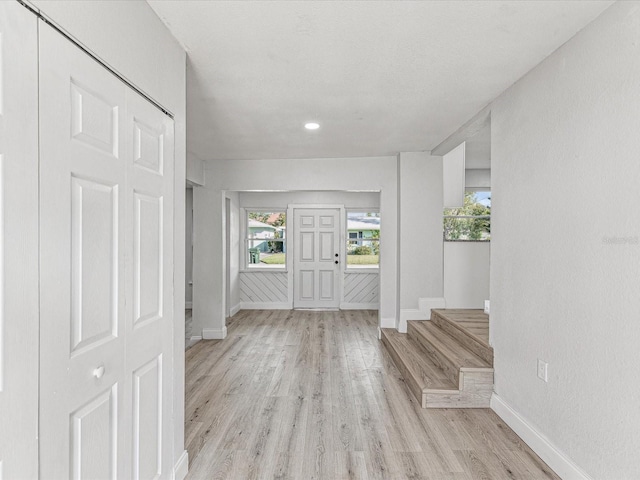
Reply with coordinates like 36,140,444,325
39,22,174,480
293,208,341,309
0,3,40,478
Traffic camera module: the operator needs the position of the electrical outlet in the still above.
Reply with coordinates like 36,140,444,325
537,359,548,382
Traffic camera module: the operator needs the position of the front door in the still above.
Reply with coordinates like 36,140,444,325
293,208,341,309
38,23,174,479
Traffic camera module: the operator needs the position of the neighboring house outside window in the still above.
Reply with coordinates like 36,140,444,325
245,211,286,268
346,211,380,268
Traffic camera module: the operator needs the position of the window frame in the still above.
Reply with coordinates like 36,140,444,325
345,209,380,271
241,207,288,271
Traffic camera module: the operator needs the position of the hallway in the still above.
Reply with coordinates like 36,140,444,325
185,310,558,479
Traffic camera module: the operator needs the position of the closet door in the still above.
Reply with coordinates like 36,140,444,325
39,22,174,479
0,3,39,479
124,82,175,480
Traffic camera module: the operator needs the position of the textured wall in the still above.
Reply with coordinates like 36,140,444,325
444,242,490,309
491,2,640,477
398,152,444,313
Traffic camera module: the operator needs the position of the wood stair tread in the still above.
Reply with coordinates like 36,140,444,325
381,328,458,393
430,309,493,366
432,309,491,345
409,320,492,370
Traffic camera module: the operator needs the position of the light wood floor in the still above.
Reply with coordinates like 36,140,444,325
185,310,558,479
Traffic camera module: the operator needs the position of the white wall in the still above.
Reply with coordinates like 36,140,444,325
29,1,188,475
187,152,205,186
185,188,193,307
465,169,491,189
193,157,398,336
226,191,241,316
443,242,490,309
398,152,444,330
239,191,380,209
490,2,639,478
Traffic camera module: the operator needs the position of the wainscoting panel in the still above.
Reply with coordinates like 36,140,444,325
343,272,379,306
240,272,288,304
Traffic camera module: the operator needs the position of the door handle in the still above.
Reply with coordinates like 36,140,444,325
93,365,105,379
335,260,339,264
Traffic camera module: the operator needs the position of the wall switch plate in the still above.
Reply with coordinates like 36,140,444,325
537,359,548,382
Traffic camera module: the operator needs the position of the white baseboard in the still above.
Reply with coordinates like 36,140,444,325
379,316,395,329
185,301,192,309
189,335,202,342
418,297,446,317
240,301,292,310
377,327,382,340
398,308,429,333
202,326,227,340
230,303,242,316
491,393,592,480
172,450,189,480
340,302,379,310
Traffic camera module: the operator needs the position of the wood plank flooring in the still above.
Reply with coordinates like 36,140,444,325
185,310,558,479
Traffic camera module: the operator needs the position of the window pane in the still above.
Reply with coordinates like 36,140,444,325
247,211,286,267
443,191,490,242
347,212,380,267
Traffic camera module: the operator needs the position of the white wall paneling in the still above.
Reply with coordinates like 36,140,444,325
0,3,39,477
240,272,289,305
342,272,379,308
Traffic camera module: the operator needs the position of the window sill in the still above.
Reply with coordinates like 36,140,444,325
240,268,288,273
345,266,380,273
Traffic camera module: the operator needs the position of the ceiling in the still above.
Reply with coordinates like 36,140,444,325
147,0,613,161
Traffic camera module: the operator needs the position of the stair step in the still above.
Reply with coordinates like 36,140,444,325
408,320,492,388
381,328,459,407
381,328,492,408
431,309,493,366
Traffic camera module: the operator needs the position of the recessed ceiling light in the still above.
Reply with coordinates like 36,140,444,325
304,122,320,130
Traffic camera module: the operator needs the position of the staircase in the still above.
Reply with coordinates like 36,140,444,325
381,309,493,408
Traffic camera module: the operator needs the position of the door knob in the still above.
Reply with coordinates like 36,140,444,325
335,253,338,257
335,260,339,264
93,365,105,379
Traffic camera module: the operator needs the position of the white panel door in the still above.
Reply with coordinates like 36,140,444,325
0,3,39,479
39,23,174,480
125,90,174,480
293,208,340,309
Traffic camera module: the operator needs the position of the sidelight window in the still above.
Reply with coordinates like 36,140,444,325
346,211,380,268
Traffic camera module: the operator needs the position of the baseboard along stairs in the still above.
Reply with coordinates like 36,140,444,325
381,309,494,408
